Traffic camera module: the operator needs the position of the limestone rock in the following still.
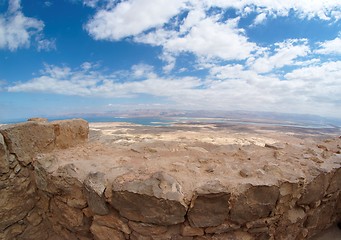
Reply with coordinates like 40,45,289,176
17,219,50,240
84,172,109,215
188,192,230,228
0,173,36,231
212,231,254,240
90,222,125,240
0,133,9,174
111,172,187,225
49,198,84,229
326,168,341,194
52,119,88,149
305,201,335,237
205,221,240,234
128,221,168,236
188,181,230,228
27,117,48,122
93,211,131,235
0,122,55,165
181,224,204,237
297,173,329,206
0,223,26,240
229,185,279,224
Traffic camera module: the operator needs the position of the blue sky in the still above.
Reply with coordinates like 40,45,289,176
0,0,340,122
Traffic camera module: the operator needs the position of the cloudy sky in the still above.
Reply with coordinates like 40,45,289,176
0,0,340,121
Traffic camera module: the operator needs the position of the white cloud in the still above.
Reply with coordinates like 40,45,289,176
6,61,341,118
84,0,341,73
249,39,310,73
85,0,186,40
252,12,267,26
136,15,257,61
315,36,341,55
0,0,53,51
82,0,100,8
7,63,201,99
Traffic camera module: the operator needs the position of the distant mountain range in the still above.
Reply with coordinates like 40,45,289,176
57,109,341,128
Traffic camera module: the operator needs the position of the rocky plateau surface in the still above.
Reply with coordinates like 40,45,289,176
0,119,340,240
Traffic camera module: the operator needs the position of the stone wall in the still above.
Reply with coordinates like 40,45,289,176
0,119,340,240
0,119,88,239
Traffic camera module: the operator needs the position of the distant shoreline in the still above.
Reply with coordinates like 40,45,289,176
1,116,340,129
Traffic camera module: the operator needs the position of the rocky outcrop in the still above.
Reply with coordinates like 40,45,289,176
0,119,340,239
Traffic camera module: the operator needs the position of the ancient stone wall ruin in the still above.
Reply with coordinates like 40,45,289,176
0,119,340,239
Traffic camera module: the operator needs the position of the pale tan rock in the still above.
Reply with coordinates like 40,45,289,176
84,172,109,215
129,221,168,236
27,117,48,122
52,119,88,149
93,211,131,235
0,122,55,165
90,222,125,240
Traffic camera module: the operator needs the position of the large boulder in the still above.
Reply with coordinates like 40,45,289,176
229,185,280,224
111,172,187,225
51,119,88,149
188,181,231,228
84,172,109,215
0,122,55,166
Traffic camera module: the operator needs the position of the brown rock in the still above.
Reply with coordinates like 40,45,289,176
52,119,88,149
130,231,153,240
0,223,25,240
50,198,84,229
188,193,230,228
129,221,168,236
326,168,341,194
111,172,187,225
90,222,125,240
229,185,279,224
0,174,36,231
26,209,43,226
188,181,230,228
0,122,55,165
93,211,131,235
84,172,109,215
297,173,329,206
181,224,204,237
18,219,50,240
205,220,240,234
305,201,335,235
212,231,254,240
